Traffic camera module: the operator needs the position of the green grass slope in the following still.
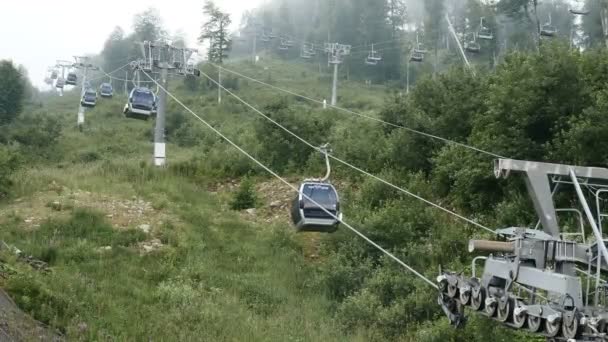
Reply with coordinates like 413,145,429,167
0,61,387,340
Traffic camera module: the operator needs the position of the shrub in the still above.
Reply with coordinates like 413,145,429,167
0,145,19,197
230,177,257,210
11,112,61,147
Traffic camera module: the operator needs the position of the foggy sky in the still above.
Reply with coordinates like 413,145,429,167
0,0,262,88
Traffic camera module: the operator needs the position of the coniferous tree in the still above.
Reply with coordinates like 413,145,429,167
0,61,26,125
199,1,232,64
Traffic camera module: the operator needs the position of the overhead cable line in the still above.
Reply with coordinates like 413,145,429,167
141,69,439,290
212,64,506,159
87,61,134,83
200,69,496,235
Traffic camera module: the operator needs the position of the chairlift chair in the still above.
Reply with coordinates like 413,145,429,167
569,8,589,15
367,44,382,62
365,57,378,66
301,48,312,59
540,14,557,37
465,33,481,53
50,70,58,80
329,54,342,64
465,40,481,53
290,145,342,233
414,33,428,54
477,17,494,40
410,51,424,62
414,42,427,54
66,72,78,86
540,24,557,37
123,87,155,120
569,1,589,15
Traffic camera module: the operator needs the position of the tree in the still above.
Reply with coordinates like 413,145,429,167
133,8,166,42
0,60,26,125
101,27,131,93
425,0,445,77
497,0,540,49
199,1,232,64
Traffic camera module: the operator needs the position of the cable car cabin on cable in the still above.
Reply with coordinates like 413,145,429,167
80,89,97,108
55,78,65,89
100,83,113,98
66,72,78,86
124,87,155,120
291,182,341,233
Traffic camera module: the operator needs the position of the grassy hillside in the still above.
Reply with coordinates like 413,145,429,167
2,53,558,341
0,61,388,340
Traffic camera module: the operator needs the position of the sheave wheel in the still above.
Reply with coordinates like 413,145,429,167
512,307,527,329
562,312,581,339
470,287,485,311
545,318,561,338
485,297,497,317
527,315,543,333
460,287,471,305
496,298,512,323
447,283,459,298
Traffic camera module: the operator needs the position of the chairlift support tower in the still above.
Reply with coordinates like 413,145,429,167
136,41,200,167
71,56,99,129
55,60,73,96
439,159,608,341
324,42,351,106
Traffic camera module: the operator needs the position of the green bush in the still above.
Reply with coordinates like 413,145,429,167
9,112,62,150
230,177,257,210
0,145,19,197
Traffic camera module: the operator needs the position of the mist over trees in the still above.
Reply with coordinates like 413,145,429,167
229,0,608,84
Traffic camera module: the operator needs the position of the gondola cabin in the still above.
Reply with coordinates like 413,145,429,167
291,182,341,233
99,83,113,98
124,87,155,120
80,88,97,108
66,72,78,86
56,77,65,89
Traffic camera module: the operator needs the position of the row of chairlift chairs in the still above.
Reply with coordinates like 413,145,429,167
464,17,494,54
537,3,590,38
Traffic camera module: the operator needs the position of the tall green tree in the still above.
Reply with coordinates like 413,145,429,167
133,8,166,42
101,27,131,93
199,0,232,64
0,61,26,125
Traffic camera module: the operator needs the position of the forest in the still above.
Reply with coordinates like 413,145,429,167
1,0,608,340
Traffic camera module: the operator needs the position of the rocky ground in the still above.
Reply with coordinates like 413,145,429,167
0,288,62,341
